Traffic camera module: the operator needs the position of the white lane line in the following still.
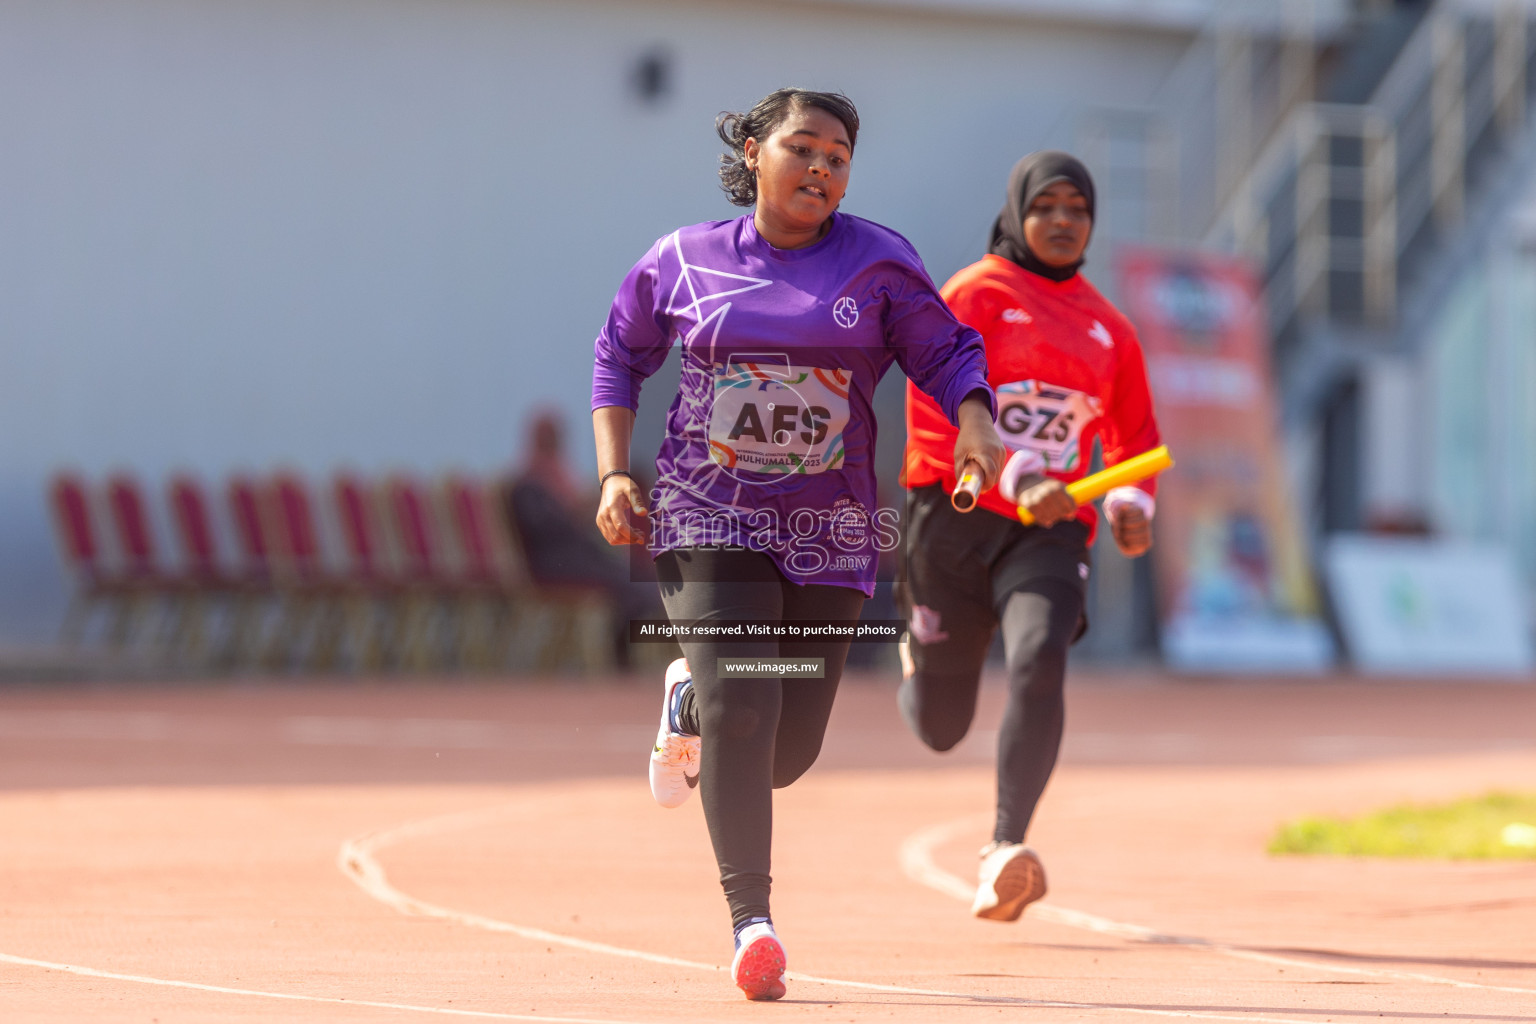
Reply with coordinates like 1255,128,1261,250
0,952,653,1023
340,802,1344,1023
900,815,1536,997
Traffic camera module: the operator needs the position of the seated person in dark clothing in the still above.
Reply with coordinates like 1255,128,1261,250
502,410,661,667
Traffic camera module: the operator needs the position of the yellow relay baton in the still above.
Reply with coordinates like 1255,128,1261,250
1016,445,1174,526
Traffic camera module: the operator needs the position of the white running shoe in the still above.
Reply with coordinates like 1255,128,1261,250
971,841,1047,922
731,920,787,1001
648,658,700,808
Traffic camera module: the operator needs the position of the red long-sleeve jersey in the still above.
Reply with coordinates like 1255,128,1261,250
904,254,1161,540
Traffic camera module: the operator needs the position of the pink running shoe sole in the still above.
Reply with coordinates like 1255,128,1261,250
733,935,787,1001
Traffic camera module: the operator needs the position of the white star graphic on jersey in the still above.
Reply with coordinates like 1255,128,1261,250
1089,320,1113,349
654,230,776,510
663,232,772,322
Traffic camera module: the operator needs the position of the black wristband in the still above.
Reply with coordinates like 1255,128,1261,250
599,469,633,488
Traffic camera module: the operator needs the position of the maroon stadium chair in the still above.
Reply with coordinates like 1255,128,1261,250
48,472,139,646
382,474,457,671
225,474,282,668
267,472,350,671
167,473,255,665
439,473,528,670
332,471,402,670
104,473,191,652
168,475,223,583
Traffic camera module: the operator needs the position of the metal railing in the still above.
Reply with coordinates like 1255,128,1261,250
1205,0,1536,339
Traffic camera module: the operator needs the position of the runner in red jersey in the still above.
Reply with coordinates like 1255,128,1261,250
899,151,1161,922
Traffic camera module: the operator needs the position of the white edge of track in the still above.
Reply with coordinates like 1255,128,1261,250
0,951,655,1024
1,800,660,1024
899,815,1536,998
7,796,1527,1023
336,799,1428,1024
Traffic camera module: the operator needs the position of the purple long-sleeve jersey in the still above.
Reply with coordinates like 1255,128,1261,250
592,212,992,594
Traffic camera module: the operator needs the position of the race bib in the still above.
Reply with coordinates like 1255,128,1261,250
708,360,851,475
994,379,1101,473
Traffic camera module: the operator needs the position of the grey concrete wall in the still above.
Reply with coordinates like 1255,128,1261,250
0,0,1191,641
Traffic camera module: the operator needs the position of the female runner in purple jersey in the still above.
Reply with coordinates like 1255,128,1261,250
590,88,1004,1001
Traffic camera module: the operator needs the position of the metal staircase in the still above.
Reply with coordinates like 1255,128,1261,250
1205,0,1536,402
1071,0,1536,656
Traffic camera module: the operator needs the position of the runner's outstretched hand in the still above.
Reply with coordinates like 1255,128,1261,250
596,475,651,546
953,395,1006,492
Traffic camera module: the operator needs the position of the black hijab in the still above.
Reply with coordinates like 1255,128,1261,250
988,151,1096,282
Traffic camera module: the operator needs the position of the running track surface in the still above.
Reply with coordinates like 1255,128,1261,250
1,670,1534,1023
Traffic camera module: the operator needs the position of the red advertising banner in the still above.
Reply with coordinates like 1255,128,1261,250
1117,246,1333,671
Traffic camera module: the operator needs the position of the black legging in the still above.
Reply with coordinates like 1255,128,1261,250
899,577,1083,845
656,547,865,930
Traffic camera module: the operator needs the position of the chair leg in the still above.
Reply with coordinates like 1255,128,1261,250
110,593,150,649
198,594,237,672
426,596,454,672
170,595,209,668
450,597,482,671
262,595,306,671
151,593,184,656
579,598,615,675
502,600,536,671
60,591,96,646
395,594,430,672
478,597,513,671
219,593,263,670
482,596,517,672
349,597,390,673
538,604,585,674
307,596,347,672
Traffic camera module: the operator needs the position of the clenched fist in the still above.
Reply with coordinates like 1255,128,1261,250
1015,474,1078,529
1109,503,1152,557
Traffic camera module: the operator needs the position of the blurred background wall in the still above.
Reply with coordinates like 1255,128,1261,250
2,0,1531,670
